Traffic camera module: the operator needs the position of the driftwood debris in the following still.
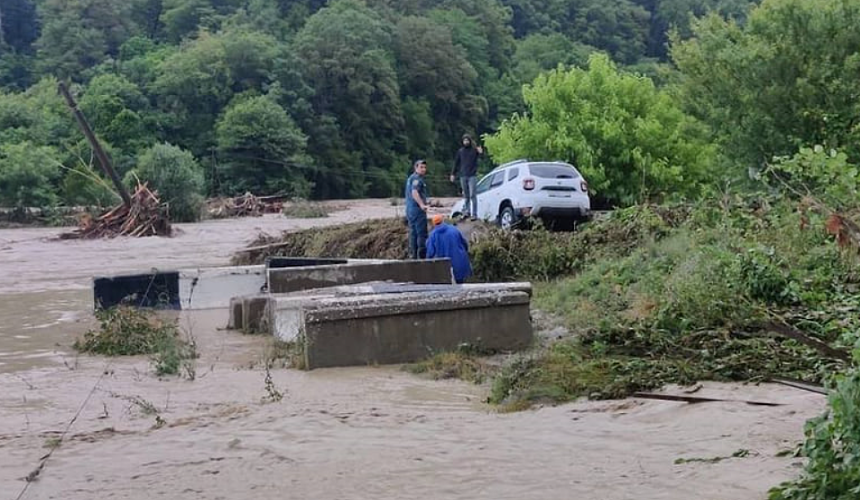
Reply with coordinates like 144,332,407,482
60,183,171,239
206,193,282,219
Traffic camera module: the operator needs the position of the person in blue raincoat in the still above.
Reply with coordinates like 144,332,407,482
427,214,472,284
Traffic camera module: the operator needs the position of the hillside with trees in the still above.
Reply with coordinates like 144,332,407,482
1,0,771,216
1,0,859,214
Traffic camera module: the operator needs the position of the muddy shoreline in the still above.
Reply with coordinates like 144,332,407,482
0,200,820,499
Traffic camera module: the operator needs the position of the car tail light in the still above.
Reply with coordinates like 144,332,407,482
580,180,588,192
523,178,535,190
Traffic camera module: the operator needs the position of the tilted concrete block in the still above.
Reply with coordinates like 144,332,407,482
267,288,533,369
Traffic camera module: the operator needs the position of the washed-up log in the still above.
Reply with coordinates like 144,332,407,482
764,321,852,362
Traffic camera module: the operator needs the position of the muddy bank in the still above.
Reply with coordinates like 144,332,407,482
0,322,819,500
0,199,823,499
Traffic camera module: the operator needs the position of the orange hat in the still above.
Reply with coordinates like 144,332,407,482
432,214,444,226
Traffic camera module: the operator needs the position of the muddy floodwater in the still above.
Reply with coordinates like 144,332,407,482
0,200,821,499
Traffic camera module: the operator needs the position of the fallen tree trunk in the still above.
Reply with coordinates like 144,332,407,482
763,320,852,363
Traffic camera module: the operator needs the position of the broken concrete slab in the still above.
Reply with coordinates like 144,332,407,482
93,272,180,309
93,265,266,310
93,258,410,310
267,259,453,294
228,297,244,330
268,288,532,369
266,257,348,268
293,281,535,298
179,265,266,310
255,282,535,338
228,295,270,333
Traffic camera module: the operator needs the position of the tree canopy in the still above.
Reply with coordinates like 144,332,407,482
3,0,859,211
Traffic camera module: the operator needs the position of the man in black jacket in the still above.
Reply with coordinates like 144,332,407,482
450,134,482,220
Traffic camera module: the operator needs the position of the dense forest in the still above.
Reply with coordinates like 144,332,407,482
1,0,859,217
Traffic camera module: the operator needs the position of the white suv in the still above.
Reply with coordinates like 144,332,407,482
450,159,591,229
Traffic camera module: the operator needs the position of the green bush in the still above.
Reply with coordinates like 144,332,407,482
74,306,196,377
74,306,180,356
771,360,860,500
0,141,60,208
128,143,205,222
495,197,854,409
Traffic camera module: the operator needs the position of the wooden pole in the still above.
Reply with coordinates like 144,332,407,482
58,81,132,209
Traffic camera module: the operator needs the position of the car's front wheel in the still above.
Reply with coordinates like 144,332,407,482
499,206,516,229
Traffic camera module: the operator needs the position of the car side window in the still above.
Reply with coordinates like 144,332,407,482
475,174,493,194
490,171,505,189
507,168,519,181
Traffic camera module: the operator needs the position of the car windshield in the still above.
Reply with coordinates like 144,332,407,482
528,163,580,179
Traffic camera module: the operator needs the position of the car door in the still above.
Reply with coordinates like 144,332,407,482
478,171,506,221
472,173,494,220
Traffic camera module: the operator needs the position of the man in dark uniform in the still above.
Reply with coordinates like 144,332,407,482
405,159,430,259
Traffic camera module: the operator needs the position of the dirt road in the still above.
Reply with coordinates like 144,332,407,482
0,201,820,499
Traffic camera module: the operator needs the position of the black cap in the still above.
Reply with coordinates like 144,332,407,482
413,159,427,168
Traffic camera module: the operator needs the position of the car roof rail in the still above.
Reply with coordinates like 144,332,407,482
498,158,528,169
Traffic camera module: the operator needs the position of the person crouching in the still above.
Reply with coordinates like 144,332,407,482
426,214,472,284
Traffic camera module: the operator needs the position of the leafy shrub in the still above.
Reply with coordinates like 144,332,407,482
770,360,860,500
767,147,859,207
0,142,60,208
128,143,205,222
74,306,196,377
74,306,181,356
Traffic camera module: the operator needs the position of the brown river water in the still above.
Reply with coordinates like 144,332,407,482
0,200,822,499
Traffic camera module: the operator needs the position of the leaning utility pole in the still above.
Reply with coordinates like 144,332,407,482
58,81,132,209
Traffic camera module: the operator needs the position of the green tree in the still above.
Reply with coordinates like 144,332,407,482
500,0,567,37
34,0,138,80
0,142,61,208
160,0,244,42
511,33,596,83
672,0,860,171
150,29,296,154
131,0,165,39
61,163,119,207
80,74,154,155
501,0,650,64
294,0,405,198
0,77,76,148
629,0,760,59
394,16,484,158
484,54,715,206
0,0,39,52
130,143,205,222
215,95,308,195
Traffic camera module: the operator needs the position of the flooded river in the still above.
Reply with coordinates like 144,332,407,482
0,201,821,499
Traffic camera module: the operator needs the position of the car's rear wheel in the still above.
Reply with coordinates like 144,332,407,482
499,206,515,229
